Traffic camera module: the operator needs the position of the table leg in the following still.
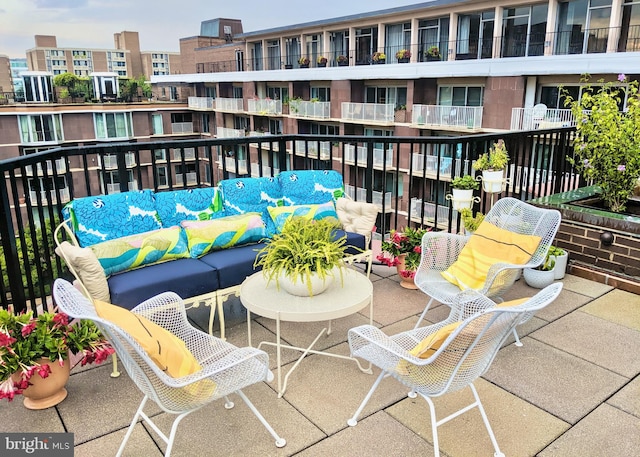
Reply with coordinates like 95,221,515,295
276,312,282,397
247,309,253,347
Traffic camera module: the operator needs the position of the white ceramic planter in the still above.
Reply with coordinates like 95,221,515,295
278,270,334,297
451,189,474,210
551,252,568,279
482,170,505,193
523,267,555,289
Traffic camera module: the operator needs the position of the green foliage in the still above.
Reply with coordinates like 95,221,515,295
254,218,347,295
120,75,152,101
473,139,509,171
538,252,556,271
53,73,89,99
378,226,428,274
548,246,566,257
565,74,640,212
459,208,484,232
426,46,441,58
53,72,80,88
451,175,479,190
59,88,70,99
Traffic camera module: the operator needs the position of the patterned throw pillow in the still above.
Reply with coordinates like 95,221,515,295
155,187,224,228
219,177,283,237
181,213,267,258
89,226,189,276
62,190,161,247
279,170,345,205
267,201,339,233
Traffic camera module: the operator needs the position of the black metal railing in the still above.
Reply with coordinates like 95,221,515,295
0,128,579,313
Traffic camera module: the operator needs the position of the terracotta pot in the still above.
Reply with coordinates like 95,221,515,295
14,358,70,410
395,254,418,290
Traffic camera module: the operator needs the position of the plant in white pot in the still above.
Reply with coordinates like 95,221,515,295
254,217,347,297
450,175,479,210
548,245,568,279
473,139,509,193
523,252,556,289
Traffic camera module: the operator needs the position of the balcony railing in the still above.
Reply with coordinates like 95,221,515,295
25,159,66,176
341,103,394,123
250,163,280,178
101,153,136,169
412,105,483,129
222,157,248,175
29,187,70,204
345,185,393,211
344,144,393,168
411,154,463,180
247,99,282,115
215,98,244,112
171,122,194,134
410,198,456,230
294,140,331,160
289,100,330,119
106,181,138,194
510,108,575,130
249,132,280,151
173,148,196,160
174,173,197,186
217,127,246,138
188,96,214,110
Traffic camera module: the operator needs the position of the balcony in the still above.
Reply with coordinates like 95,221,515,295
100,153,136,170
247,99,282,115
344,144,393,168
174,173,197,186
410,154,462,180
215,98,244,112
249,131,279,151
410,197,455,230
106,181,138,194
250,163,279,178
412,105,483,129
171,122,194,134
172,148,196,161
188,96,214,110
341,103,394,123
28,187,70,204
294,140,331,160
222,157,248,175
288,100,330,119
345,184,393,211
25,159,66,176
510,107,575,130
217,127,246,138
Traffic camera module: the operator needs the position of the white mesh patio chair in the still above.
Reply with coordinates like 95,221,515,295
414,197,561,344
347,283,563,457
52,279,286,457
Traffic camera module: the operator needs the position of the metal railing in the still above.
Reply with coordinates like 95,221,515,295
341,103,394,122
247,99,282,115
511,108,575,130
215,98,244,112
289,100,331,119
412,105,483,129
171,122,194,134
0,128,580,313
216,127,246,138
188,96,214,110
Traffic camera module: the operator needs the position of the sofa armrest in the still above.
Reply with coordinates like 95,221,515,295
335,198,379,247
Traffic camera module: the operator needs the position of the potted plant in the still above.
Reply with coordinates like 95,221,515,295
395,49,411,63
0,309,113,409
372,52,386,64
565,74,640,213
450,175,479,210
298,56,310,68
459,208,484,235
254,217,347,297
426,46,441,61
548,245,568,279
336,55,349,66
523,252,556,289
317,56,328,67
473,139,509,193
377,226,428,289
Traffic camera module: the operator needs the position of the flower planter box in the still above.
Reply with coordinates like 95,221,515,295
398,57,410,63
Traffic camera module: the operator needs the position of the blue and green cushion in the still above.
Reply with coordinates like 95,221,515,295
181,213,267,258
62,190,161,247
89,226,189,276
267,201,339,233
279,170,345,205
154,187,224,228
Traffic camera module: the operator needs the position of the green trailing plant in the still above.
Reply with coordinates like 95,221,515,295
254,217,347,296
473,139,509,171
564,74,640,212
459,208,484,232
426,46,441,58
537,252,556,271
451,175,479,190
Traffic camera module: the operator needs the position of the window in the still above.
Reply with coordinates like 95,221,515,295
233,86,243,99
267,40,281,70
285,37,301,66
620,0,640,51
28,176,67,202
305,34,322,64
202,113,210,133
438,86,484,106
169,86,178,101
365,86,407,108
154,149,167,161
269,119,283,134
418,18,450,61
252,42,263,71
385,22,411,61
205,86,216,98
19,114,64,143
93,112,133,139
502,5,548,57
156,166,168,187
329,31,349,63
310,123,338,135
152,114,164,135
171,113,192,124
555,0,612,55
355,27,378,65
234,116,249,131
311,87,331,101
103,170,135,194
457,11,495,59
267,86,289,101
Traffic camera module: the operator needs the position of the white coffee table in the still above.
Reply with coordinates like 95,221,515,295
240,268,373,397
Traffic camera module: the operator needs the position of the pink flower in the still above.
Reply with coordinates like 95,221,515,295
53,313,69,327
0,331,16,348
413,246,421,254
618,73,626,82
0,379,17,401
37,364,52,379
617,164,626,172
21,322,36,337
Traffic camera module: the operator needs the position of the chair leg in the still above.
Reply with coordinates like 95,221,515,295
110,353,121,378
414,297,435,329
512,328,523,347
347,371,385,426
469,383,505,457
423,395,441,457
235,389,286,448
116,395,149,457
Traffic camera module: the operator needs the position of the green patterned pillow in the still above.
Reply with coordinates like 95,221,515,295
267,201,339,233
181,213,267,258
89,227,189,276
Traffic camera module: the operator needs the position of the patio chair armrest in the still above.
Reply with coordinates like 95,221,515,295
131,291,190,326
419,232,469,272
348,325,412,363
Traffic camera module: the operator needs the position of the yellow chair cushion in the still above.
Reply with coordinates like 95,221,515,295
441,221,541,290
94,300,202,378
496,297,530,308
409,322,462,359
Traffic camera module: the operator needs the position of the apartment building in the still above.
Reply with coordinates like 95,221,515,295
0,56,12,95
25,31,181,79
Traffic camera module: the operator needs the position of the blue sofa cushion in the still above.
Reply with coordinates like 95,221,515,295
107,258,219,310
334,229,366,255
279,170,345,205
199,243,266,289
154,187,224,228
63,190,161,247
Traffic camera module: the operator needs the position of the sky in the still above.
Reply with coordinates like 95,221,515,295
0,0,426,59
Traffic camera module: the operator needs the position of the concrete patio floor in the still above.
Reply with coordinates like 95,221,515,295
2,265,640,456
